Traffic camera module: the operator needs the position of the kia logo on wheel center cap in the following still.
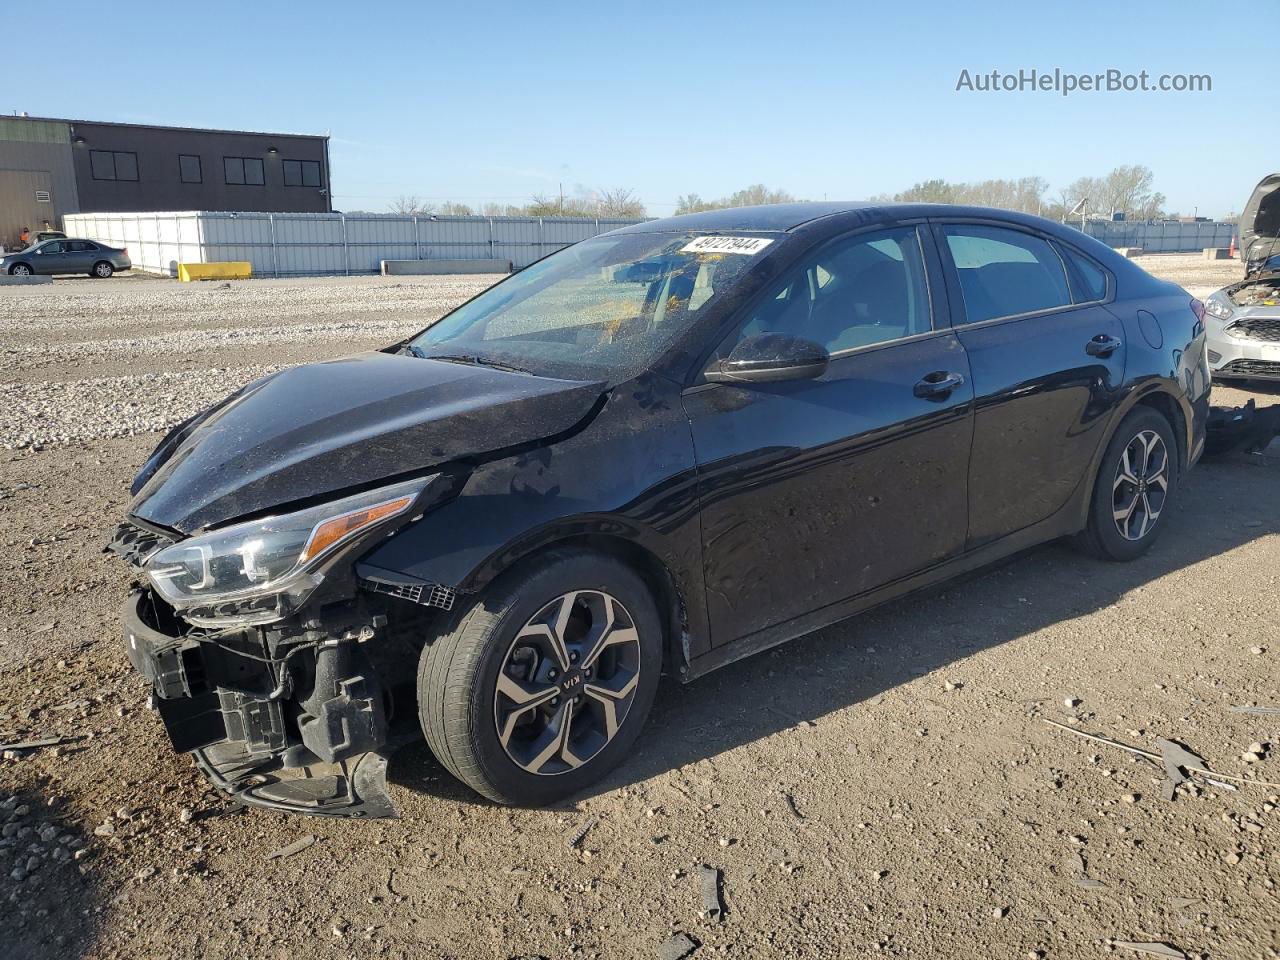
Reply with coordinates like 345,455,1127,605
560,673,583,693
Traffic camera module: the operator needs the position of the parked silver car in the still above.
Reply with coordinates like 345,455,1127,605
2,238,131,278
1204,267,1280,381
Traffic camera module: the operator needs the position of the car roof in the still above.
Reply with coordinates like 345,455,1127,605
610,201,1069,235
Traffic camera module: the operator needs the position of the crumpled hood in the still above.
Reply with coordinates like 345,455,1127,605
129,351,605,533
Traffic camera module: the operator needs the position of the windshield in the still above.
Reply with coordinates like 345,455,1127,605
407,232,773,379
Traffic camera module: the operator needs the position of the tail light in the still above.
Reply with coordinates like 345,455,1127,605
122,247,129,256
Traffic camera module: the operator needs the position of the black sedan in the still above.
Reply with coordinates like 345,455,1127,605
108,203,1211,817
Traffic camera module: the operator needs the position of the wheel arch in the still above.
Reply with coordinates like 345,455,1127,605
1072,379,1192,531
1132,388,1188,472
8,262,33,275
460,524,693,677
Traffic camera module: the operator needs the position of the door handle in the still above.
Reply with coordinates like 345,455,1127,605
913,370,965,399
1085,334,1123,357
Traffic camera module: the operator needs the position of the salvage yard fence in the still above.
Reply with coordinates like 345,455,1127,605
63,211,647,277
1076,219,1236,253
63,210,1240,278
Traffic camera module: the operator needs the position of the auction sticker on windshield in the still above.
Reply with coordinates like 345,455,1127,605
681,236,775,255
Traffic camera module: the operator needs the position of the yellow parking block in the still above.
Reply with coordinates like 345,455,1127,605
178,261,252,282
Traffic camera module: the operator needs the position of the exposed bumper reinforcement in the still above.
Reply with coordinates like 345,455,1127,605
122,589,401,819
194,742,398,819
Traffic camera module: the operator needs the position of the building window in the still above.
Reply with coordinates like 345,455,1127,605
282,159,322,187
89,150,139,182
179,155,203,184
223,156,265,186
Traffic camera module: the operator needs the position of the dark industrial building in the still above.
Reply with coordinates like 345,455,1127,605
0,115,330,249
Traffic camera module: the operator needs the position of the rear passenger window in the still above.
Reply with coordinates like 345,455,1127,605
943,225,1072,324
1058,244,1108,303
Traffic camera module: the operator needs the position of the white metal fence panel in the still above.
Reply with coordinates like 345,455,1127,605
65,211,205,274
417,217,493,262
270,215,347,276
1078,220,1236,252
64,211,648,277
69,211,1240,277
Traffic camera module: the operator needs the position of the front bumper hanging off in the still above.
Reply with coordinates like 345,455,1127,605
122,590,402,818
1204,399,1280,458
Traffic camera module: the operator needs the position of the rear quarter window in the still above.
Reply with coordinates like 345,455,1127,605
1058,244,1109,303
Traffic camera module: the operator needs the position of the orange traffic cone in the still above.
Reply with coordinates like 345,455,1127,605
1229,234,1238,258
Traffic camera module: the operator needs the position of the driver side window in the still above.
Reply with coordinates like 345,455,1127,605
723,226,932,356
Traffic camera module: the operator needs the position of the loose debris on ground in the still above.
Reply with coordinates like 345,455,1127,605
696,864,723,922
1111,941,1189,959
266,835,317,861
656,932,699,960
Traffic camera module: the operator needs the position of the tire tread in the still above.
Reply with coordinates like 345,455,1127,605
417,548,661,804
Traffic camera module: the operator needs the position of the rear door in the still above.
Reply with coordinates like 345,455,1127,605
682,224,974,646
933,220,1125,548
65,241,98,273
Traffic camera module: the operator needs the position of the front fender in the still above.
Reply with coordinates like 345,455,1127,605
359,375,714,665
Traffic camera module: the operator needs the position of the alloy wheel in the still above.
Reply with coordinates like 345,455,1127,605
95,263,112,277
12,264,31,276
1112,429,1169,541
494,590,642,776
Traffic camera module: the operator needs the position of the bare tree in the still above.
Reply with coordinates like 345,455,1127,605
873,167,1167,222
675,185,795,214
1103,165,1164,219
894,179,956,204
525,194,560,217
892,177,1048,214
599,188,646,218
675,193,712,215
389,195,435,215
438,201,474,216
724,184,795,207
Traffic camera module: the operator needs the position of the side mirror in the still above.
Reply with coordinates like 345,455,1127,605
706,333,830,384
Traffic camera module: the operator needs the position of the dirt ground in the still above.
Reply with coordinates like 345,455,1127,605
0,255,1277,960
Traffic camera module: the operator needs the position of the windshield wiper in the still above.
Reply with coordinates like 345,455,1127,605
402,345,531,375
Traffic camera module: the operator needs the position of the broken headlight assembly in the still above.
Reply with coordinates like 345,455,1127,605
143,476,434,627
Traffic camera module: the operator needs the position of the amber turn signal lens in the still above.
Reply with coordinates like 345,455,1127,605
300,495,414,563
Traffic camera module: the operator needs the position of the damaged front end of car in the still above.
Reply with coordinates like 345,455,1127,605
107,475,460,819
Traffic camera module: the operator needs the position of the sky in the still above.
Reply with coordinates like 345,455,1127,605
16,0,1272,219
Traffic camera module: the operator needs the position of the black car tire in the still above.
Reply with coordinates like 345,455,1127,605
91,261,114,278
1078,406,1179,561
418,548,663,805
9,263,32,276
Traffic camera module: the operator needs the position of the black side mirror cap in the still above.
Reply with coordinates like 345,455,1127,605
706,333,830,384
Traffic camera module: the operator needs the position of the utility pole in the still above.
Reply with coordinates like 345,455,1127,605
558,183,564,216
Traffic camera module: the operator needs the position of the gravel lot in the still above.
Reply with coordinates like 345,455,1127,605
0,257,1277,960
